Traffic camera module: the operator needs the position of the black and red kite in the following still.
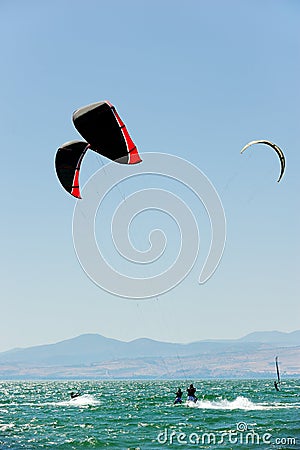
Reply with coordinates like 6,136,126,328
55,101,142,198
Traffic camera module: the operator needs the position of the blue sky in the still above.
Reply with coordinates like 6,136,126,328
0,0,299,351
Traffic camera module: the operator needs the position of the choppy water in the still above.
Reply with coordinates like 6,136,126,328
0,380,299,449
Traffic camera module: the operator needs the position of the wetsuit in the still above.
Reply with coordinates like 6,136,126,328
70,392,81,399
187,386,197,402
174,389,183,404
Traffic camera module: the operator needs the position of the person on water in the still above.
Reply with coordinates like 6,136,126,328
274,381,280,392
187,384,198,402
70,391,81,399
174,388,183,404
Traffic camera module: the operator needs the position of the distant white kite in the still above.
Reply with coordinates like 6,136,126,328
241,140,286,182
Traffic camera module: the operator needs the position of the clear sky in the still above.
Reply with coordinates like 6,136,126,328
0,0,299,352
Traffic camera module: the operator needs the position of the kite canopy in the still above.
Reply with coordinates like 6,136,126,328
73,101,141,165
55,100,141,198
240,139,285,182
55,140,89,199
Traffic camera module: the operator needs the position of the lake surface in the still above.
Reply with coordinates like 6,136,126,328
0,379,299,449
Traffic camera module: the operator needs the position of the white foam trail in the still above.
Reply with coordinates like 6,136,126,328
185,396,300,411
56,394,100,407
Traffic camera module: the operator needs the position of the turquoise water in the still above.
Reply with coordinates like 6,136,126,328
0,380,299,449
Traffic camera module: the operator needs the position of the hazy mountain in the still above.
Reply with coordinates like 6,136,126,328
0,334,260,365
0,334,268,366
0,331,299,379
239,330,300,345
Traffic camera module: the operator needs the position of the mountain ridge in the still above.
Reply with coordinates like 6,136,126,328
0,330,299,379
2,329,300,355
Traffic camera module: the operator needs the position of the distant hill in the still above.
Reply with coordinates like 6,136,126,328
0,331,299,379
239,330,300,345
0,334,272,366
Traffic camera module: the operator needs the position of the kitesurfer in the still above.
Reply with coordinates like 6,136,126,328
70,391,81,399
174,388,183,404
187,384,198,402
274,381,280,392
